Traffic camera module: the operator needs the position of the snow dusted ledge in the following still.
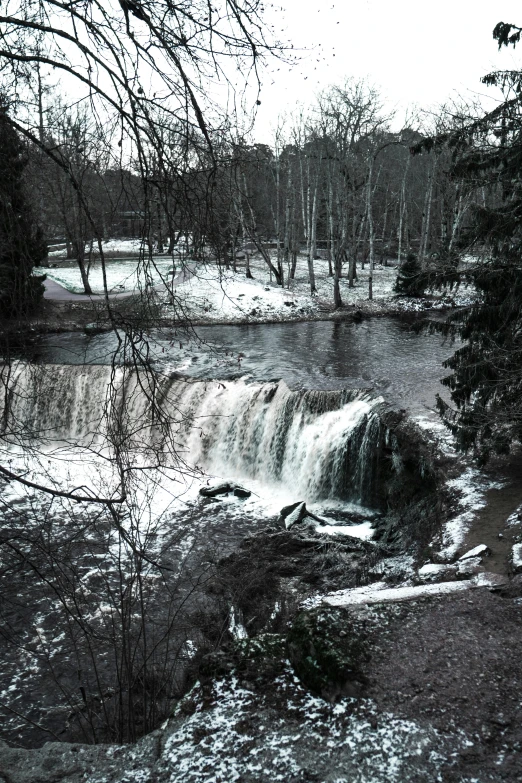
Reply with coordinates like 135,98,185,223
304,572,508,609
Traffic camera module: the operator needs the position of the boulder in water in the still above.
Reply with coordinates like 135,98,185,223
200,482,233,498
281,502,308,529
280,501,326,529
199,482,251,499
233,487,251,499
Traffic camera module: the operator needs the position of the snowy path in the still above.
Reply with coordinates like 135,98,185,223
42,262,196,301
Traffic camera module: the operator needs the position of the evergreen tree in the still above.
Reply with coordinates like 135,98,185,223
0,103,46,319
394,252,426,296
426,22,522,462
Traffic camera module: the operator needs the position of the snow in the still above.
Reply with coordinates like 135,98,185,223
38,246,481,327
306,579,474,609
417,563,457,583
438,469,504,561
511,543,522,573
148,668,458,783
314,521,374,541
47,238,191,257
393,288,477,312
458,544,490,561
39,255,177,294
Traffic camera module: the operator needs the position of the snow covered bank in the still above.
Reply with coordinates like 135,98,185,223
38,250,477,324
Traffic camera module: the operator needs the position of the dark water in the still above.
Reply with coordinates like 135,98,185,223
28,317,458,416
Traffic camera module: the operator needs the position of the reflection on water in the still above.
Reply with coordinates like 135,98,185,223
26,317,459,416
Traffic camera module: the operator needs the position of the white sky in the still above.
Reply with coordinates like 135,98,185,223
252,0,522,141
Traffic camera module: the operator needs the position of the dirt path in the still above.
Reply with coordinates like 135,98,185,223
462,455,522,575
366,586,522,782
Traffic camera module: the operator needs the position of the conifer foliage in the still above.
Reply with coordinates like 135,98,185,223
394,252,425,296
0,104,46,319
433,21,522,461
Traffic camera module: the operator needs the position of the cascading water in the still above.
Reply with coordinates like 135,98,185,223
2,363,386,506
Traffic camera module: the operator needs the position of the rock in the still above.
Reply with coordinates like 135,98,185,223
417,563,458,583
511,543,522,573
369,555,416,582
287,607,368,701
472,572,510,590
200,482,251,499
280,502,325,529
280,501,305,520
456,557,484,577
84,322,106,336
199,482,233,497
284,502,308,530
233,487,251,499
458,544,491,561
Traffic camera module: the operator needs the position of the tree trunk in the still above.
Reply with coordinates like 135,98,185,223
327,177,334,277
366,156,375,301
74,240,93,295
307,183,318,294
397,154,410,268
283,162,293,286
419,156,436,267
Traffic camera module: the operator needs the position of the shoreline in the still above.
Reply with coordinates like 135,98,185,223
0,294,460,340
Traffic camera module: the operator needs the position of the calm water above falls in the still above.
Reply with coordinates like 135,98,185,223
31,317,459,417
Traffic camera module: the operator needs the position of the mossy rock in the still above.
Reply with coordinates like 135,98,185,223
199,634,287,685
286,608,368,701
233,633,286,662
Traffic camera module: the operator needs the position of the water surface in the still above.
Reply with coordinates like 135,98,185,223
30,317,458,416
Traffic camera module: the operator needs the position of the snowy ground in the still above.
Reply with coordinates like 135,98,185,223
37,247,478,321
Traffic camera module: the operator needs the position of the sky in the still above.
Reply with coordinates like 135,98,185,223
252,0,522,141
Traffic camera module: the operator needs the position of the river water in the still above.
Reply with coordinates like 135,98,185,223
30,317,457,418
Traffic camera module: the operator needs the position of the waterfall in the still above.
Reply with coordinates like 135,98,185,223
2,364,386,506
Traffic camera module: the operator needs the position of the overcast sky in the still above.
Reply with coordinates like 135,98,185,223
252,0,522,141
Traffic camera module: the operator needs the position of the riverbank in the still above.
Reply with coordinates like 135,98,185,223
18,253,476,337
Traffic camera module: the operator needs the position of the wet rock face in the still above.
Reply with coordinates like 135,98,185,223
287,607,369,701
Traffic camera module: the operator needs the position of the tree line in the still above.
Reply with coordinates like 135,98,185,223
3,78,494,312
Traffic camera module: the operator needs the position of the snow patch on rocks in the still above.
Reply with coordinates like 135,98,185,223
305,580,474,609
417,563,458,583
459,544,490,561
369,555,416,582
511,543,522,574
156,670,456,783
